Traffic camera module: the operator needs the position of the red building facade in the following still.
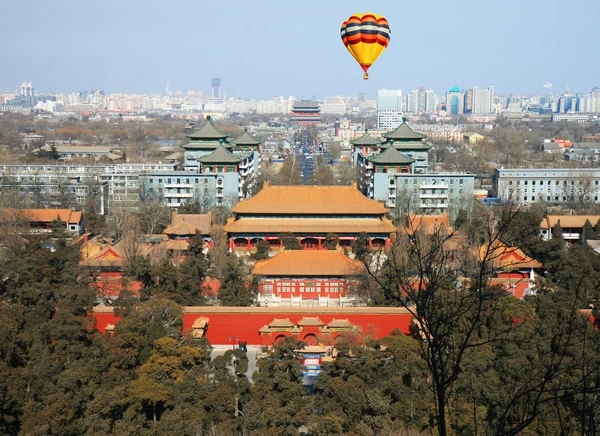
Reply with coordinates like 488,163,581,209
252,250,364,306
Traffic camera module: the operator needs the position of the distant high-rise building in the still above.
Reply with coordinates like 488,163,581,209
446,86,464,115
377,89,402,111
471,86,494,114
377,89,402,129
406,87,439,114
211,78,221,99
19,81,35,107
464,89,473,113
578,88,600,113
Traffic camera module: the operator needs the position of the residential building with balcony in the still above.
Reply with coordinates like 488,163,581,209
387,173,474,219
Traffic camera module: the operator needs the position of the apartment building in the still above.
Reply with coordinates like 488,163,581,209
493,168,600,205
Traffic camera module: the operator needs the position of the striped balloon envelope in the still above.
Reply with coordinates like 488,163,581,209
340,12,390,80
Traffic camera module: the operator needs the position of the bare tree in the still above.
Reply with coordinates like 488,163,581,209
354,208,548,435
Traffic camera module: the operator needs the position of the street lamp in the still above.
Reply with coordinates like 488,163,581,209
229,336,238,350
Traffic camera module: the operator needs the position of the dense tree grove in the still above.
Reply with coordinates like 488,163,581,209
1,207,600,435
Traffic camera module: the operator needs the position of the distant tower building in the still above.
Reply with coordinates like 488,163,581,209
471,86,494,114
464,89,473,113
406,87,438,114
291,100,321,125
20,81,35,107
211,78,221,99
446,86,464,115
377,89,403,130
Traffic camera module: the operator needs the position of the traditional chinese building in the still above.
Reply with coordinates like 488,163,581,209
350,129,384,162
0,208,84,234
478,241,543,298
224,182,396,253
291,100,321,125
359,147,414,199
163,210,213,251
233,128,263,153
252,250,364,307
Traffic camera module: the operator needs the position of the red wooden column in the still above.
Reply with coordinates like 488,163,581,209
229,238,234,252
247,238,251,252
318,239,322,250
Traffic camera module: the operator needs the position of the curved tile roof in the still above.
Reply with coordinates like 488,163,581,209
252,250,365,277
231,182,389,215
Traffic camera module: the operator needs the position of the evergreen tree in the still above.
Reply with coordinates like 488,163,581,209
278,232,302,250
323,233,340,250
251,239,270,261
218,256,256,306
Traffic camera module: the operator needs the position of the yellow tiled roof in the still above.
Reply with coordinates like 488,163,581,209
231,182,388,215
225,217,396,234
252,250,364,277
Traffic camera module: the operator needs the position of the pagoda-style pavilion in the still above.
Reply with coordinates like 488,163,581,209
350,129,384,160
360,147,414,197
233,128,263,153
181,115,233,171
380,119,431,173
224,182,395,252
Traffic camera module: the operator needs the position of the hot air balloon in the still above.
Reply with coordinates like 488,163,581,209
340,12,390,80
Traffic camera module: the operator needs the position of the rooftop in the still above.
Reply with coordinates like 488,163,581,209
448,85,462,93
350,130,383,146
231,182,389,215
186,116,230,141
198,145,243,164
234,128,262,146
1,208,83,225
252,250,364,277
367,146,414,164
224,217,396,235
542,215,600,230
384,120,427,141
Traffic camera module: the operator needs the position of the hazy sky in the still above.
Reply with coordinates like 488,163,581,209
1,0,598,99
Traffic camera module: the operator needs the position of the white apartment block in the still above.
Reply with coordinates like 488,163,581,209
494,168,600,205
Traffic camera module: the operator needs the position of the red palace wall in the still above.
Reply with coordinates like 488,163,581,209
92,307,413,346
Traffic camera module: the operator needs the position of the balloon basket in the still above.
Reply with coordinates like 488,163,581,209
363,73,369,80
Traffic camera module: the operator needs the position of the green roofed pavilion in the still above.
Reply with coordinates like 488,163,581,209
350,130,383,146
233,128,263,151
367,146,414,165
383,120,427,142
198,145,243,164
186,115,230,140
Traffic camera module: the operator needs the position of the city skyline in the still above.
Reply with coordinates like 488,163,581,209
1,0,598,99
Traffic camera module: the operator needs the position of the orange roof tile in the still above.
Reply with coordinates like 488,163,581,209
225,217,396,235
542,215,600,230
162,239,191,251
164,220,200,236
252,250,364,277
478,241,543,270
170,212,212,234
405,213,453,235
231,182,388,215
2,208,83,224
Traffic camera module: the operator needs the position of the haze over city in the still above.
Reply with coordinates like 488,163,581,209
1,0,599,98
